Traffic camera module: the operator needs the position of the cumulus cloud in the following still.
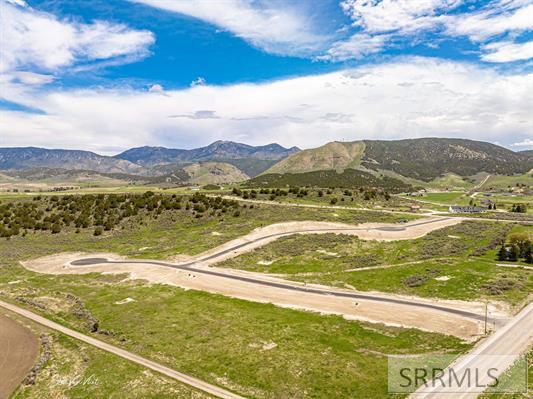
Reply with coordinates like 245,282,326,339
444,1,533,41
318,33,389,61
130,0,330,56
481,40,533,62
512,139,533,147
0,0,154,74
333,0,533,62
341,0,460,34
1,58,531,153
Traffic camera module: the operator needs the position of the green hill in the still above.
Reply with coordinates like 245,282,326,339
264,138,532,183
246,169,414,192
266,141,365,174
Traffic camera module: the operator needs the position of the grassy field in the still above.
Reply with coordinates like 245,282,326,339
2,311,208,399
0,198,474,398
0,198,415,260
221,221,533,305
480,173,532,190
229,188,419,214
420,192,470,205
0,268,470,399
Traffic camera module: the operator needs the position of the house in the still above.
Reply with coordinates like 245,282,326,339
448,205,486,214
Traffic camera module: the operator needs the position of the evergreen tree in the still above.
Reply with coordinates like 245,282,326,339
508,245,519,262
497,245,507,261
525,247,533,264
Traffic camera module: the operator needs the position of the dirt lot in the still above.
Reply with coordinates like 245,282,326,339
171,217,464,266
22,251,505,340
21,218,501,340
0,314,39,399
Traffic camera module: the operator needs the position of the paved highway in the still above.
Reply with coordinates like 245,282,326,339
411,302,533,399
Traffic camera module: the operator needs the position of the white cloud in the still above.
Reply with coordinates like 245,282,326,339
148,84,164,93
341,0,460,34
318,33,389,61
512,139,533,147
11,71,55,85
1,58,531,153
130,0,330,56
190,77,206,87
6,0,27,6
0,0,155,74
338,0,533,63
481,40,533,62
444,1,533,42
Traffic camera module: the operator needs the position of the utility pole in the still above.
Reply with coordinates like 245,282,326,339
484,300,488,335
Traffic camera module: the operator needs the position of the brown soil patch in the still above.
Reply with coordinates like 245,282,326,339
0,314,40,398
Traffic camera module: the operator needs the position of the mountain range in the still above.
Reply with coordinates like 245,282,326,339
1,138,531,187
115,140,299,165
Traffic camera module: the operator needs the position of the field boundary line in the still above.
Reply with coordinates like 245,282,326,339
0,299,245,399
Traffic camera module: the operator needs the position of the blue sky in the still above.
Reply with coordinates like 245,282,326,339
1,0,532,153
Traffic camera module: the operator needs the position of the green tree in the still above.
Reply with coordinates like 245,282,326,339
497,245,507,261
508,245,519,262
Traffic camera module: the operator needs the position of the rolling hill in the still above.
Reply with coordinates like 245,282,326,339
182,162,249,185
264,138,532,182
266,141,365,174
246,168,413,192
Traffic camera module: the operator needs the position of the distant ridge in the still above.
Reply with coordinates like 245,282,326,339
114,140,300,166
0,141,300,180
0,147,142,174
1,138,530,186
264,138,532,182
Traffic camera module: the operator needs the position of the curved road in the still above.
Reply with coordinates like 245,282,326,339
71,217,502,325
72,257,497,324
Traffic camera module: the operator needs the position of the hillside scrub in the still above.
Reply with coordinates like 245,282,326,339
0,192,240,238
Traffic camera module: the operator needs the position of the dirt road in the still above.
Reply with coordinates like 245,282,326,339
0,314,39,399
24,256,508,339
222,195,532,224
22,217,510,339
174,217,464,266
0,300,244,399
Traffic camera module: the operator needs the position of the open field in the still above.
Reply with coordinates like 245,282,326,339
0,274,471,398
0,310,210,399
480,173,533,190
0,314,39,399
419,192,470,205
1,193,530,397
0,194,479,397
221,221,533,306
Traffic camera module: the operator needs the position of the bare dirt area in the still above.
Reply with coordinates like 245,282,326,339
21,218,504,340
170,217,464,266
0,314,40,399
22,251,505,340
